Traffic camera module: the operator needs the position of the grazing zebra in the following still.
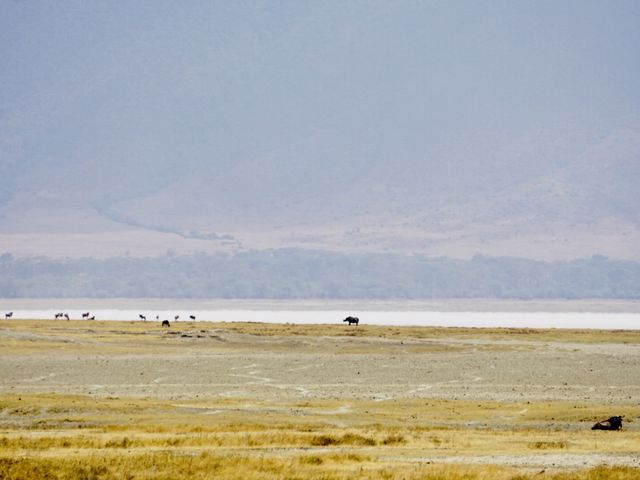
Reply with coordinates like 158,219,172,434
189,315,196,320
162,320,170,327
139,314,146,321
5,312,13,319
81,312,90,319
343,316,359,326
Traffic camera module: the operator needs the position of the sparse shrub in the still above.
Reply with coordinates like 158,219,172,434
310,434,336,446
104,436,132,448
340,433,376,446
299,455,324,465
528,440,568,450
382,434,406,445
326,453,370,463
309,433,376,446
72,464,109,480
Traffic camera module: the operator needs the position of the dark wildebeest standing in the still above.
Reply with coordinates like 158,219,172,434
82,312,90,319
63,313,70,321
174,315,180,321
343,316,359,326
139,314,146,321
592,416,623,430
162,320,170,327
5,312,13,319
55,313,63,319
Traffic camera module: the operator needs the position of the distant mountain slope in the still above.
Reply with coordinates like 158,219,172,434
1,2,638,259
453,128,640,228
1,127,638,260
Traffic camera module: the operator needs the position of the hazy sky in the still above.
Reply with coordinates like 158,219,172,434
1,0,639,205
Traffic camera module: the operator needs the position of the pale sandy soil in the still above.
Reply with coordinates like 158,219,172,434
2,327,639,403
1,320,639,472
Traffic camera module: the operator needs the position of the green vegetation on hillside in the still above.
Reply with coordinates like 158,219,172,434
0,250,638,299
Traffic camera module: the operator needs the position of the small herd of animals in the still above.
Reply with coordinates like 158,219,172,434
4,311,357,326
3,311,197,323
142,314,197,327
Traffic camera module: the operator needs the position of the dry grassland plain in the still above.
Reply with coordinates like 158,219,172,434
0,319,639,479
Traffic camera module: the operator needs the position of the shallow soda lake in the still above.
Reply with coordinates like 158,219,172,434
1,299,640,329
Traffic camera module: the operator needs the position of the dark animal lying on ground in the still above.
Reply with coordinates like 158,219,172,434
5,312,12,319
162,320,170,327
592,416,623,430
343,316,359,326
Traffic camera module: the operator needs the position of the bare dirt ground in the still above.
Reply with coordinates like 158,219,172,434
2,321,639,403
1,320,639,475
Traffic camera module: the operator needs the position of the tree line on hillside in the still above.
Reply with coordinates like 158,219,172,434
0,250,638,299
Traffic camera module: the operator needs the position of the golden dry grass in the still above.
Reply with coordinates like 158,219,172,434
1,393,639,479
